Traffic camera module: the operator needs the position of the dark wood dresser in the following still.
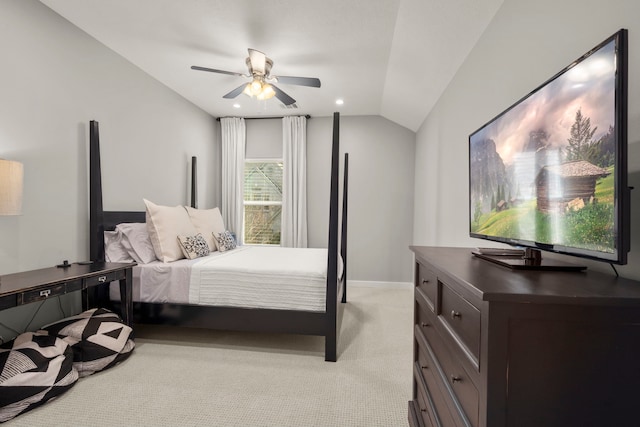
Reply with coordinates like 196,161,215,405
408,246,640,427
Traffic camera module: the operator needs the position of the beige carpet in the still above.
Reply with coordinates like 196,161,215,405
7,286,413,427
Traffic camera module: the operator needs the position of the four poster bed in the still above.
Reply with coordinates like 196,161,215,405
88,113,348,361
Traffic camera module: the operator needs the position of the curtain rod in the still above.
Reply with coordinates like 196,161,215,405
216,114,311,121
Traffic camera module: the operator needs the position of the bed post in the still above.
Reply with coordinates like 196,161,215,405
191,156,198,209
325,112,340,362
89,120,105,263
340,153,348,303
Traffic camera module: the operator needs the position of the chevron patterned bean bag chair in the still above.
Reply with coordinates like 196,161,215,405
0,331,78,422
41,308,135,378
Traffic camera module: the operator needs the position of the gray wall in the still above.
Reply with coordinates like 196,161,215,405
245,115,416,284
308,115,415,284
246,119,282,159
413,0,640,280
0,0,217,339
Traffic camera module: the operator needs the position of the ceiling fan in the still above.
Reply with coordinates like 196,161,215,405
191,49,321,106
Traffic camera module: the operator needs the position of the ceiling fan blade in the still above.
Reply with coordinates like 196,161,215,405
223,84,247,99
191,65,246,78
273,75,321,88
248,49,267,75
271,85,296,106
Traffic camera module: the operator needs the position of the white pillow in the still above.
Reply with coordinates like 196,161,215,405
104,231,134,263
184,206,226,252
115,222,157,264
144,199,197,263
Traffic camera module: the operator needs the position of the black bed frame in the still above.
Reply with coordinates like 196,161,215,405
89,113,348,361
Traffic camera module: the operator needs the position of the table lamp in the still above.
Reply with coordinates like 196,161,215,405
0,159,23,215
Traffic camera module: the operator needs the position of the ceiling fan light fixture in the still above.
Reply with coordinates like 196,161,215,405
250,79,263,96
257,84,276,101
243,78,276,101
192,48,319,106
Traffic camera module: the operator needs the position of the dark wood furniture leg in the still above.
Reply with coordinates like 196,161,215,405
119,267,133,326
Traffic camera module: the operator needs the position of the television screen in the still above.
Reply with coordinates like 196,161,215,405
469,29,628,265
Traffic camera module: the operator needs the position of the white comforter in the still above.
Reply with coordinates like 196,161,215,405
189,246,329,312
111,246,334,312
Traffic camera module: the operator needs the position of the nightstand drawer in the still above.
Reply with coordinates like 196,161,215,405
417,263,438,312
0,294,18,310
84,272,118,287
20,283,67,304
440,282,480,362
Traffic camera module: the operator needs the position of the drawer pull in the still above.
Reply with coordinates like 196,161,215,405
451,375,462,383
420,407,427,413
421,365,429,370
420,322,431,328
39,289,51,298
451,310,462,319
422,279,430,284
97,275,107,283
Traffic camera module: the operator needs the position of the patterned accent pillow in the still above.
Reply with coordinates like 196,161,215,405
177,233,210,259
213,230,237,252
40,308,135,378
0,331,78,422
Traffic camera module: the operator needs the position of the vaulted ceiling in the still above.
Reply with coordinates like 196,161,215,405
39,0,504,131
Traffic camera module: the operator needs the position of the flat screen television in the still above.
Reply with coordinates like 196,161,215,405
469,29,629,269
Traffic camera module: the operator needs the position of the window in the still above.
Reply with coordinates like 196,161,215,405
243,160,283,245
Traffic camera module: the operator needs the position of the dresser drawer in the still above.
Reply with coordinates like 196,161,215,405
84,271,119,287
415,374,437,427
417,262,438,312
416,291,437,330
416,344,456,427
440,282,480,363
426,324,479,427
409,400,427,427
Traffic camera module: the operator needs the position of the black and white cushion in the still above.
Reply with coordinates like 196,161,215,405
177,233,210,259
0,331,78,422
40,308,135,378
213,230,237,252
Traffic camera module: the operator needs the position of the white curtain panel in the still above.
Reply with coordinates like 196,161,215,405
220,117,246,245
281,116,308,248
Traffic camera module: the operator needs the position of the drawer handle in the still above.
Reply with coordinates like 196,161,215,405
97,275,107,283
420,322,431,328
451,375,462,383
40,289,51,298
421,365,429,370
420,407,427,413
422,279,430,284
451,310,462,319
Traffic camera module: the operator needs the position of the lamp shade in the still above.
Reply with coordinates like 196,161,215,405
0,159,23,215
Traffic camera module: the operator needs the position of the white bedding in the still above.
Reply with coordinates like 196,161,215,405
189,246,329,312
111,246,337,312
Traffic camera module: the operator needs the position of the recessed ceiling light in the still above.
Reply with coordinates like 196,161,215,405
233,103,241,108
335,99,344,105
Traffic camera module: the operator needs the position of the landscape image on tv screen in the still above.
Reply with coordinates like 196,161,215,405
469,38,618,256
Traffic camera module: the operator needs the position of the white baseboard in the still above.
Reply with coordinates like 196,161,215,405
348,280,413,290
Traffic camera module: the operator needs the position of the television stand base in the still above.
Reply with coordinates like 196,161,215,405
471,250,587,271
